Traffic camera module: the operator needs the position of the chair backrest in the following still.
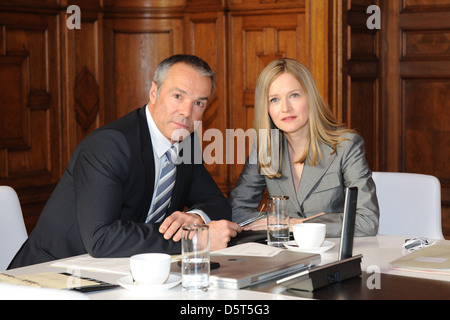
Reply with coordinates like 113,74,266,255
372,172,444,239
0,186,28,271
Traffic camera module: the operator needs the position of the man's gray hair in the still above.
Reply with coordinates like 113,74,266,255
153,54,215,98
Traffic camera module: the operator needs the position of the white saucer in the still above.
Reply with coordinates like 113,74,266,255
283,240,335,253
117,274,181,292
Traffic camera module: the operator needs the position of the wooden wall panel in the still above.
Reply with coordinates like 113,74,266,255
0,0,332,234
185,9,228,191
403,0,450,10
228,8,308,186
0,56,28,152
0,10,61,232
343,0,380,170
381,1,450,238
2,0,450,240
228,0,305,8
404,79,450,175
61,7,103,168
103,17,184,122
334,0,450,239
350,80,376,166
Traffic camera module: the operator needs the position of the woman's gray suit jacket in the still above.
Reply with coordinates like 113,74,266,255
230,132,379,237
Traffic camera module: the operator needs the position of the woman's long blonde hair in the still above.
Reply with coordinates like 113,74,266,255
254,58,353,178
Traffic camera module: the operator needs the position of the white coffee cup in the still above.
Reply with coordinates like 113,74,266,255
129,253,171,285
293,223,326,248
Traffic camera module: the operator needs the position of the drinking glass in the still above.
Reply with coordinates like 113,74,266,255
181,224,210,292
267,195,290,247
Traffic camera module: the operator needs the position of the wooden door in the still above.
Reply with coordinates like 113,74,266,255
381,0,450,237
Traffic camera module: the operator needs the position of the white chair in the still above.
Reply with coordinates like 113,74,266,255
0,186,28,271
372,172,444,239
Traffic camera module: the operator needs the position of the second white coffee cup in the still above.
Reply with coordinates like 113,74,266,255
293,223,326,248
130,253,171,285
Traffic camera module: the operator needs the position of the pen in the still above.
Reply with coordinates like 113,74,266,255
302,212,325,222
239,204,266,227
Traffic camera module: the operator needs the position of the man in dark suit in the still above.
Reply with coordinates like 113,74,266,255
9,54,240,269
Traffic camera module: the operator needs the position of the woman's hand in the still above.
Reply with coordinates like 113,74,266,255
243,217,321,231
242,218,267,231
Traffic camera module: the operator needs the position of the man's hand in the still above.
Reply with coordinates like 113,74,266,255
159,211,204,242
159,212,242,250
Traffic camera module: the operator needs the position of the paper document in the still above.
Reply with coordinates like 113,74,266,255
51,255,130,275
390,244,450,274
212,242,283,257
0,272,100,290
51,254,181,275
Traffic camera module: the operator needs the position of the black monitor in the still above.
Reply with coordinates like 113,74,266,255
339,187,358,260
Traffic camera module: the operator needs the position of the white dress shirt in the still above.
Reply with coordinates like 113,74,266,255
145,106,210,223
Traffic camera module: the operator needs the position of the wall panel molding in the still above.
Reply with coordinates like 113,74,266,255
0,0,334,232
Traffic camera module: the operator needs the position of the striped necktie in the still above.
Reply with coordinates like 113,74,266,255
146,146,177,223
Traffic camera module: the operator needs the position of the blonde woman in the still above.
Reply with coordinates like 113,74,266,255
229,58,379,237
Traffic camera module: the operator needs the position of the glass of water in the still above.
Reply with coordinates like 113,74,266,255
267,195,290,247
181,224,210,292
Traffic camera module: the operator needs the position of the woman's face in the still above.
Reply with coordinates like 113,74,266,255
267,72,310,136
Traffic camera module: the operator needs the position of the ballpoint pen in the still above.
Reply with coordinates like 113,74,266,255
239,204,266,227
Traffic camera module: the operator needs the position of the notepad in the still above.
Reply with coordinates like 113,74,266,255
212,242,284,257
389,244,450,274
51,255,130,275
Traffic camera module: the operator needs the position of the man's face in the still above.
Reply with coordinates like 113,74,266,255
148,62,212,143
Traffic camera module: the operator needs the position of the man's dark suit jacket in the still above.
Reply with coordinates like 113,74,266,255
8,107,231,269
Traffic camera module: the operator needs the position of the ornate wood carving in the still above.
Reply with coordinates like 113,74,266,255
74,67,100,131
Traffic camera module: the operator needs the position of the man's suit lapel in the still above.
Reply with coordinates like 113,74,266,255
138,107,156,221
